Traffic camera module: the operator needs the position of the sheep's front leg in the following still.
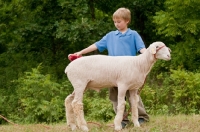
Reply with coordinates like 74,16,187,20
129,90,140,127
114,86,127,131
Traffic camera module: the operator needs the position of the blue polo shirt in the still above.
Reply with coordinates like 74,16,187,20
95,28,145,56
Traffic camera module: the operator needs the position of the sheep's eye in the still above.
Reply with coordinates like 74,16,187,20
156,46,159,48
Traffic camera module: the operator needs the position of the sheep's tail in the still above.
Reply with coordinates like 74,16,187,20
64,54,82,74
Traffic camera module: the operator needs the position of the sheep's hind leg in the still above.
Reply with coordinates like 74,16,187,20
72,88,88,132
129,90,140,127
65,92,77,131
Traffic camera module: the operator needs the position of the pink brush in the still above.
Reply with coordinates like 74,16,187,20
68,54,81,61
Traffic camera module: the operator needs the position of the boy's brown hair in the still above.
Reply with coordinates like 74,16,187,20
112,8,131,24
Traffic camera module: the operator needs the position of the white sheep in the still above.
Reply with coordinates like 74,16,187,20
64,41,171,131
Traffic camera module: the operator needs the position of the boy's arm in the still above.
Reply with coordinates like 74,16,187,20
75,44,98,56
139,48,146,54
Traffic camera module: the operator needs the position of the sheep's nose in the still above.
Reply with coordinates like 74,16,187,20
167,54,171,59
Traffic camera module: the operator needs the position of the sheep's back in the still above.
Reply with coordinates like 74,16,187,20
65,55,138,76
65,55,145,89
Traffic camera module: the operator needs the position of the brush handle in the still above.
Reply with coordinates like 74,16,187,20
68,54,81,61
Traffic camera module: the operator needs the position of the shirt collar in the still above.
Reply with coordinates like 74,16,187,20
115,28,131,36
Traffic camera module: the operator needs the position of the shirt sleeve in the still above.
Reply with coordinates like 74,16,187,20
134,31,146,53
95,34,108,52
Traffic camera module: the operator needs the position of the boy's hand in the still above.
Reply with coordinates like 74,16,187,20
68,54,81,61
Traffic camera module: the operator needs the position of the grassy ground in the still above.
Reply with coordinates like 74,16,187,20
0,114,200,132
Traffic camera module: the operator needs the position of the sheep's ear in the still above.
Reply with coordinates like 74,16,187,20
168,47,172,52
150,45,156,54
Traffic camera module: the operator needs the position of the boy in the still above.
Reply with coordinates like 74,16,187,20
73,7,149,128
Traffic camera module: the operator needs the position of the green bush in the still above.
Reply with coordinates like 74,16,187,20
168,69,200,114
142,69,200,115
83,89,115,122
14,64,73,123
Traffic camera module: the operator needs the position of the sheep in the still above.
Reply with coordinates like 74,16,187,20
64,41,171,131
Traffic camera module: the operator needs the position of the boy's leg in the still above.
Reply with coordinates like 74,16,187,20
109,87,118,114
137,95,149,121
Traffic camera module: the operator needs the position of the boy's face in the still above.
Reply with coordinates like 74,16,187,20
113,18,129,32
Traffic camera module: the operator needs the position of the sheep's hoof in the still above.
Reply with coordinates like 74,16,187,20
69,124,77,131
114,129,122,132
71,125,77,131
134,121,140,127
80,125,89,132
114,126,122,131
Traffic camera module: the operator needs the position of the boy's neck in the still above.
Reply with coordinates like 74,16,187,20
119,28,128,34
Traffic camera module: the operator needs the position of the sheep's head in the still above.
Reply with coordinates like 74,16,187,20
149,41,171,61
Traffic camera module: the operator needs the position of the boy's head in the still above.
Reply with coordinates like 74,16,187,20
113,8,131,24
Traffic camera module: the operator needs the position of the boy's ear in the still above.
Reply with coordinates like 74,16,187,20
125,20,130,24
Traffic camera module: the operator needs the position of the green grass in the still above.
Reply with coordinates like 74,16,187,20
0,115,200,132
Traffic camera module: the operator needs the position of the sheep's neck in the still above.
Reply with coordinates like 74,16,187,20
137,51,156,76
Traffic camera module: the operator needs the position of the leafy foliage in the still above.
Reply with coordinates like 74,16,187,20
153,0,200,70
13,64,72,123
142,69,200,115
83,90,115,122
169,69,200,114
